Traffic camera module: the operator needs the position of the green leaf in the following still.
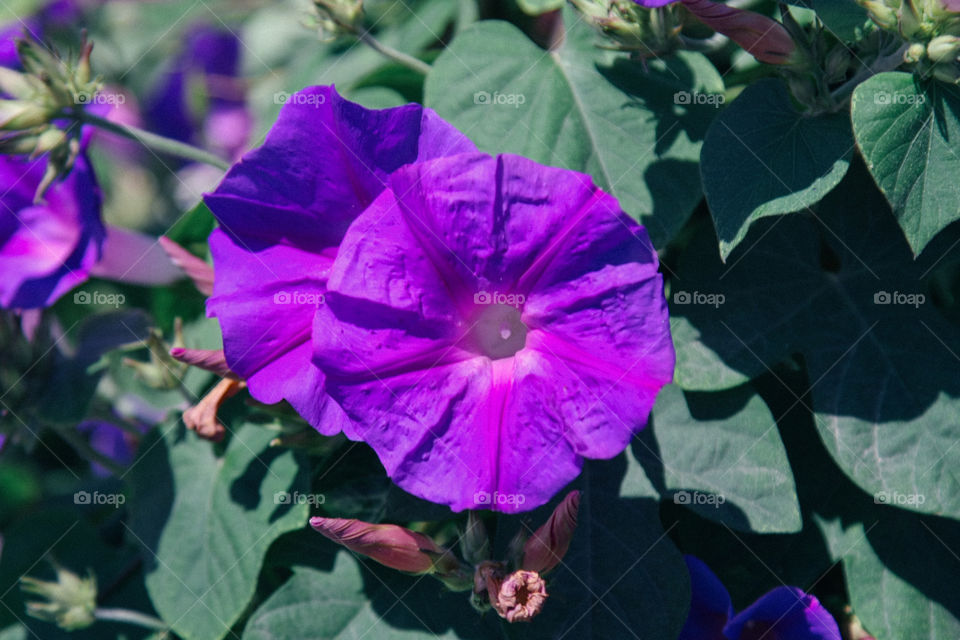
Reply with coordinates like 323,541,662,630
670,166,960,519
701,79,853,260
852,73,960,255
635,385,802,533
243,554,466,640
787,0,871,41
818,513,960,639
516,460,688,639
129,424,310,640
425,8,724,247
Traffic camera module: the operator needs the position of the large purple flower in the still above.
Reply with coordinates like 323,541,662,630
679,556,842,640
0,153,104,308
204,86,475,434
312,151,673,513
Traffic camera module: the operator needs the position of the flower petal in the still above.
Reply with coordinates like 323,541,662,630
679,556,732,640
724,587,841,640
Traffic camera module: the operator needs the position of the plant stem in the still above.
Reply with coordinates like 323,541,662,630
355,29,432,75
95,607,169,631
73,110,231,170
830,44,909,104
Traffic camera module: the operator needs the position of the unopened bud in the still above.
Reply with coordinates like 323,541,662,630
825,46,852,82
313,0,364,36
158,236,215,296
182,377,244,441
931,60,960,82
522,490,580,575
927,34,960,62
858,1,898,30
0,67,42,100
899,0,923,38
0,100,53,130
905,42,928,63
311,517,456,574
461,511,491,565
20,564,97,631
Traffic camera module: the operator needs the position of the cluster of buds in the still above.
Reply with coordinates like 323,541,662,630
570,0,682,56
0,34,102,198
312,491,581,624
310,0,365,40
858,0,960,81
20,562,98,631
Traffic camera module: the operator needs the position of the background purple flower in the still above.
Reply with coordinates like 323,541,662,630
0,154,104,308
204,86,474,435
311,152,674,513
146,26,252,161
679,556,842,640
77,420,137,477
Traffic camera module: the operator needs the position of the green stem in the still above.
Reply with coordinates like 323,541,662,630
355,29,432,75
95,607,169,632
830,44,909,104
73,110,231,170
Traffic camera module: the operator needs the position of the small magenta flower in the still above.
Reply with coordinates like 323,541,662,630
493,570,548,622
634,0,797,64
312,151,673,513
310,517,460,575
203,86,474,435
679,556,842,640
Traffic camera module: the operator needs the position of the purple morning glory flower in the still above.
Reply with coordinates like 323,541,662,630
77,420,138,477
0,153,104,308
311,151,674,513
146,26,251,161
679,556,842,640
204,86,475,435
